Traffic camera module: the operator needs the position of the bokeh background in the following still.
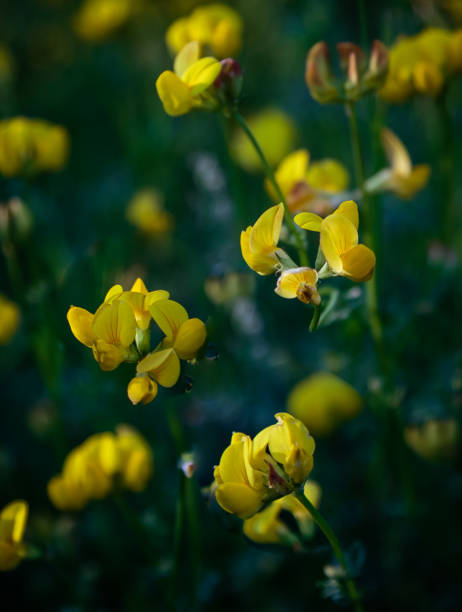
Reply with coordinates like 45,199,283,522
1,0,462,610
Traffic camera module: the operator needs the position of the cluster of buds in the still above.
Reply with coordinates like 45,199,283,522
305,40,388,104
67,277,207,405
48,425,153,511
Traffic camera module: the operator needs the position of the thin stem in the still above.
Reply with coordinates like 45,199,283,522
309,304,321,332
295,489,364,612
232,111,309,267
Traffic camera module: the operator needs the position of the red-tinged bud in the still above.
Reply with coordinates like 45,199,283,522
364,40,389,87
337,42,366,75
305,42,340,103
214,58,243,107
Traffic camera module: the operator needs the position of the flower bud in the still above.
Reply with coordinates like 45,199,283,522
364,40,389,87
305,42,340,103
0,197,34,243
214,58,243,106
127,375,158,406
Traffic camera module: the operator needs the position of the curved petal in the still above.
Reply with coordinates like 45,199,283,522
130,278,148,294
249,203,284,253
0,501,28,543
341,244,376,282
92,300,136,347
321,214,358,272
182,57,222,95
104,284,123,303
174,318,206,360
333,200,359,228
275,267,318,299
67,306,95,348
381,128,412,176
215,482,263,518
173,40,201,77
273,149,310,199
156,71,193,117
149,299,188,341
136,347,180,388
294,212,323,232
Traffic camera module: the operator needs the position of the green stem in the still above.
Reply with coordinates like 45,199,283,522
345,102,387,375
295,489,364,612
232,111,309,267
309,304,321,332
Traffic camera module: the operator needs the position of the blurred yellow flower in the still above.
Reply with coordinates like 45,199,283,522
48,426,153,510
404,418,459,461
204,272,254,305
0,500,28,571
380,28,462,102
287,372,363,436
156,41,222,116
126,188,174,236
243,481,321,545
295,200,375,282
0,294,20,345
166,3,243,58
275,267,320,305
214,413,315,519
240,203,285,276
231,108,296,172
73,0,134,41
0,117,69,177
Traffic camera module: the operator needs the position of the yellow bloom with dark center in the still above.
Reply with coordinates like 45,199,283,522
214,413,315,519
275,267,320,305
126,188,173,236
404,418,459,461
287,372,363,436
0,501,28,571
0,294,20,345
156,41,222,117
73,0,134,41
241,203,286,276
166,4,242,58
295,200,375,282
231,108,296,172
243,481,321,545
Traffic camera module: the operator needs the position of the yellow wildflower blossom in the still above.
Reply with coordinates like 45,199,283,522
275,267,320,305
166,4,243,58
404,418,459,461
73,0,134,41
243,481,321,545
0,501,28,571
156,41,222,117
127,374,158,406
295,200,375,282
126,188,173,236
288,372,363,436
240,203,285,276
0,294,20,345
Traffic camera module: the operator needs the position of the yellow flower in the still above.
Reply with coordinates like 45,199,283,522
287,372,363,436
126,188,174,236
166,4,243,58
0,117,69,177
136,299,207,390
127,375,158,406
307,159,349,194
295,200,375,282
48,427,153,510
243,481,321,545
275,267,320,305
404,418,459,461
156,41,222,117
376,128,430,199
0,501,28,571
231,108,296,172
67,299,137,371
73,0,134,41
0,294,20,345
214,413,315,519
240,203,285,276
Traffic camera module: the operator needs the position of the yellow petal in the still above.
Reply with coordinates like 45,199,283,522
215,482,263,518
240,227,280,275
92,339,127,371
320,214,358,273
294,212,323,232
136,347,180,388
127,376,158,405
156,70,193,117
174,318,206,360
381,128,412,176
67,306,95,348
275,267,319,301
92,300,136,347
144,289,170,309
130,278,148,294
306,159,349,193
270,149,310,200
0,501,28,543
249,203,284,254
182,56,222,95
341,244,376,282
149,299,188,342
104,284,123,303
174,41,201,77
333,200,359,228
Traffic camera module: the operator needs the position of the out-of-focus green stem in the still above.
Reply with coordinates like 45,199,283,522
232,111,309,267
295,488,364,612
436,90,454,244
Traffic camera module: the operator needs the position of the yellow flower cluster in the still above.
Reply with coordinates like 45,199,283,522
404,418,459,461
48,425,153,511
243,481,321,546
0,294,20,345
166,3,243,58
241,200,375,309
126,188,174,236
156,41,222,117
380,27,462,102
67,278,206,405
266,149,349,215
214,413,315,519
287,372,363,436
0,117,69,178
73,0,135,42
0,501,28,571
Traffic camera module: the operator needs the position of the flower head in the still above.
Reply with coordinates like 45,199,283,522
156,41,222,116
73,0,134,41
0,501,28,571
241,204,285,275
404,418,459,461
275,267,320,305
126,188,173,236
295,200,375,282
